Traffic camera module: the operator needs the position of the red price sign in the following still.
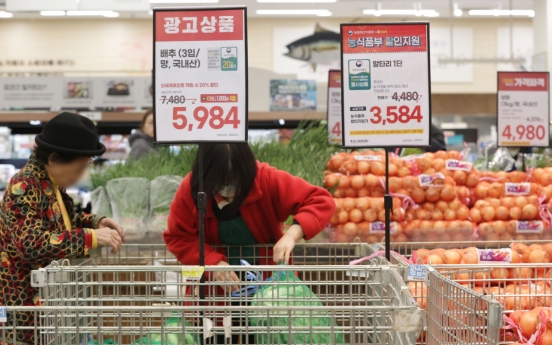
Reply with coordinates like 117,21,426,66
172,106,241,131
331,122,342,137
368,105,422,125
501,124,547,142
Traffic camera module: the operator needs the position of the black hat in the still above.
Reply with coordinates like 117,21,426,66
35,112,106,156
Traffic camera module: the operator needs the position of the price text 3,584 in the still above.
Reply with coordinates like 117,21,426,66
368,105,422,125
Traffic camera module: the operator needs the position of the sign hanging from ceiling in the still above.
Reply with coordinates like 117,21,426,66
6,0,78,11
340,22,431,148
153,7,248,144
327,70,342,145
497,71,550,147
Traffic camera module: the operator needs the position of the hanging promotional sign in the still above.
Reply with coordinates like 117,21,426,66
497,71,550,147
327,70,342,145
153,7,248,144
340,23,431,148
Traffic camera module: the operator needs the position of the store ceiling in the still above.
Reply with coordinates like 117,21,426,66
0,0,535,19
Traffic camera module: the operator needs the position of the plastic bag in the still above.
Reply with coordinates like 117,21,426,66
106,178,150,242
133,316,199,345
250,270,345,344
149,175,182,235
90,186,112,218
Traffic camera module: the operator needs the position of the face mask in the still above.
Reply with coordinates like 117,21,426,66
219,184,237,198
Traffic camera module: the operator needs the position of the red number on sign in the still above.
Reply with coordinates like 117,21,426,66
193,107,209,129
172,107,187,130
386,106,398,124
516,125,526,140
370,106,382,124
502,125,512,140
410,105,422,123
224,106,240,128
209,106,225,129
332,122,342,136
537,125,546,140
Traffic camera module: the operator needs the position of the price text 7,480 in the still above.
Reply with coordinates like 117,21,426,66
368,105,422,125
172,106,241,131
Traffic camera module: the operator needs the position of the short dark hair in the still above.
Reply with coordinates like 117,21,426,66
33,145,85,166
191,143,257,213
140,109,153,131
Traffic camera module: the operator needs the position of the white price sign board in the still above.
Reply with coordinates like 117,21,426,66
340,23,431,148
497,71,550,147
154,7,248,144
327,70,342,145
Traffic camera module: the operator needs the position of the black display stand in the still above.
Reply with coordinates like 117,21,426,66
383,148,392,261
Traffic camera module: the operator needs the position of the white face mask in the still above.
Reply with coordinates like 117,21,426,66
219,184,237,198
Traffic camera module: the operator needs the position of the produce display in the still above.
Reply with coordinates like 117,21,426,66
250,270,344,344
324,150,552,243
149,175,183,236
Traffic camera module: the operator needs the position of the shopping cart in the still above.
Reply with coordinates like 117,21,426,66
2,243,422,345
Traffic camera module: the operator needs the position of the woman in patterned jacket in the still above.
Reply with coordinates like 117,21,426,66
0,112,125,345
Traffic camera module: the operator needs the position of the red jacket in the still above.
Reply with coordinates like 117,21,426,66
164,162,335,266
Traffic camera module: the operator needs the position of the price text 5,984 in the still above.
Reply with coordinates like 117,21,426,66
172,106,240,131
368,105,422,125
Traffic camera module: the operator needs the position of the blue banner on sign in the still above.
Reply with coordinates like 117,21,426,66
407,264,427,281
0,306,6,322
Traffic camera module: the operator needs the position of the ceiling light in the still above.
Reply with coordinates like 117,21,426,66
40,11,66,16
363,9,439,17
0,11,14,18
149,0,219,3
468,9,534,17
453,3,462,17
66,11,120,17
256,9,332,16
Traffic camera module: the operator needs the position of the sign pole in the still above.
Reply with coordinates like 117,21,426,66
384,147,392,261
198,144,206,295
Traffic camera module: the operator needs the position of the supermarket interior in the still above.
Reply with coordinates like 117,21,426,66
2,0,552,345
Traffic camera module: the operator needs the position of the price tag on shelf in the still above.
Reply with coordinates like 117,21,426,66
153,7,248,144
497,71,550,148
340,23,431,148
0,306,6,323
182,266,205,280
327,70,342,145
407,264,427,281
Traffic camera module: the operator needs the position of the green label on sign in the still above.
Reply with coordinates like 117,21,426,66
348,59,370,90
221,47,238,71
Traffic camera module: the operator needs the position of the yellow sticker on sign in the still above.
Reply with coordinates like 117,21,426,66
182,266,205,279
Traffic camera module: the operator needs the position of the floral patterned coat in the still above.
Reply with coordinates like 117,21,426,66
0,155,102,345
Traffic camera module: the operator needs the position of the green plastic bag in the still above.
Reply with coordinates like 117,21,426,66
249,270,345,344
133,316,199,345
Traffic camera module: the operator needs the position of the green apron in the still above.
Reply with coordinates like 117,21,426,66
218,216,259,266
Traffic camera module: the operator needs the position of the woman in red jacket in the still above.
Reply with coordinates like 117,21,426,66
164,143,335,290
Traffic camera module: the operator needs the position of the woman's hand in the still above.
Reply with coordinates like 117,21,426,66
95,227,123,254
273,224,305,264
98,217,125,242
215,261,240,292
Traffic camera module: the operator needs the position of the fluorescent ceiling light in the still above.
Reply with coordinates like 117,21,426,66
40,11,66,16
150,0,219,3
0,11,14,18
468,9,534,17
256,9,332,16
363,9,439,17
257,0,335,3
66,11,120,17
453,3,462,17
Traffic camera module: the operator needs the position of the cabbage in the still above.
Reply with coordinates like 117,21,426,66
134,316,199,345
249,270,345,344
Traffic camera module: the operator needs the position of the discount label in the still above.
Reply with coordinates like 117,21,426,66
340,23,431,148
153,8,248,144
327,70,342,145
497,71,550,147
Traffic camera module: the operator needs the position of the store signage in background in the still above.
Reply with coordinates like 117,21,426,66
6,0,77,11
327,70,342,145
0,77,152,109
497,71,550,147
153,7,248,144
340,23,431,148
270,79,316,112
79,0,150,11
